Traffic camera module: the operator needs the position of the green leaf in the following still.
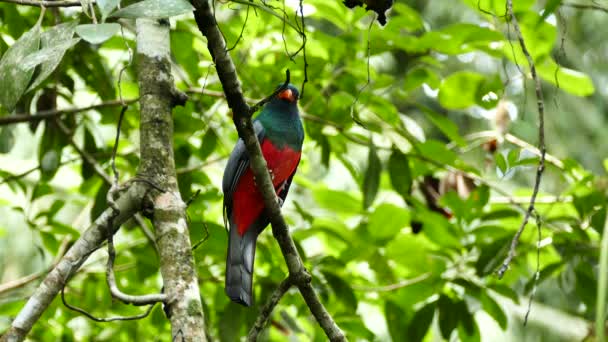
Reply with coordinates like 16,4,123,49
47,221,81,237
406,302,435,341
21,38,81,72
540,0,562,21
419,106,467,147
438,71,485,109
323,271,357,311
0,24,40,112
110,0,194,19
418,140,458,166
489,283,520,304
91,182,111,219
0,127,16,153
507,148,520,166
313,188,361,214
536,62,595,97
28,21,79,91
404,67,439,91
219,302,244,342
198,129,218,161
337,317,375,340
480,291,507,329
97,0,121,21
38,123,64,181
76,23,121,44
495,152,507,176
438,295,460,339
385,301,407,342
367,203,410,241
524,262,563,294
388,149,412,199
363,140,381,209
32,182,53,200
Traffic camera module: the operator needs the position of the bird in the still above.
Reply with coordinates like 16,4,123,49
222,84,304,306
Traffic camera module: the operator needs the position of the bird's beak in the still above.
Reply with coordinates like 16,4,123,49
278,88,295,102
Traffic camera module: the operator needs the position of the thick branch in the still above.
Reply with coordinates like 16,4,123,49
0,184,146,342
191,1,346,340
135,18,206,342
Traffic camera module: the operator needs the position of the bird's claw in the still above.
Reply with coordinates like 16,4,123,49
277,197,284,207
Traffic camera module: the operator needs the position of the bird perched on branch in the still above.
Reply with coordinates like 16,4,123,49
223,84,304,306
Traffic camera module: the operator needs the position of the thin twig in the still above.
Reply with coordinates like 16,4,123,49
497,0,547,279
351,273,430,292
248,71,290,115
103,103,164,304
61,287,156,322
562,2,608,13
247,278,293,341
55,119,113,184
524,213,542,326
105,233,166,305
0,99,138,126
0,157,79,185
0,0,85,7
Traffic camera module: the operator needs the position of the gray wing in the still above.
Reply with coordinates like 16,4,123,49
222,121,265,224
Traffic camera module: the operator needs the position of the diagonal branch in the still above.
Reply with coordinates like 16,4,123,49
190,1,346,340
247,278,293,341
0,183,147,342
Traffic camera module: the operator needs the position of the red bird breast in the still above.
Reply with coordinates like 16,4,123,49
231,140,301,236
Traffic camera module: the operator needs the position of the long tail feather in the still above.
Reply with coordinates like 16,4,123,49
225,219,258,307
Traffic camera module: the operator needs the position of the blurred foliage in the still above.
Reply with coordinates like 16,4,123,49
1,0,607,341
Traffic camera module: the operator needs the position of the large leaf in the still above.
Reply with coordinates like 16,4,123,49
363,140,381,209
480,291,507,330
367,203,410,241
76,23,121,44
438,71,484,110
313,188,361,214
110,0,194,19
406,302,435,341
0,24,40,112
27,21,79,91
388,149,412,199
438,295,460,339
385,301,408,342
97,0,121,21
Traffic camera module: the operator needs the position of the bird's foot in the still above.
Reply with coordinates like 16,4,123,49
277,197,284,207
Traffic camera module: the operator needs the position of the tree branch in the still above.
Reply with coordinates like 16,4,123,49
0,99,137,126
247,278,293,341
562,2,608,13
0,183,147,342
0,0,85,7
106,233,167,305
497,0,547,279
190,1,346,340
135,18,206,341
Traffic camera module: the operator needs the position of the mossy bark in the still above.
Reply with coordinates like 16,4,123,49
135,18,206,342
